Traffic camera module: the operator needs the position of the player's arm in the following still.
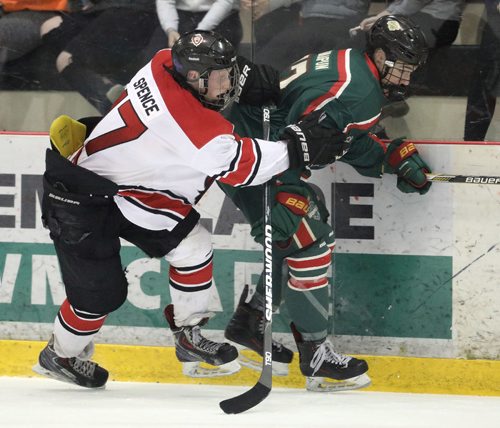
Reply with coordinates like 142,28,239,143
341,134,432,194
196,111,349,187
338,133,387,178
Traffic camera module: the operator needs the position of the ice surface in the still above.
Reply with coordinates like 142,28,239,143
0,377,499,428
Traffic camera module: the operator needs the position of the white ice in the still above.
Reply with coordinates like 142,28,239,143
1,377,499,428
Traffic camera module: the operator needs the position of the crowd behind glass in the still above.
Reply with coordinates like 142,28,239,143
0,0,498,141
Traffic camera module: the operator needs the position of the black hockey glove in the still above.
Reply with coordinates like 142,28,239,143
281,111,348,169
236,56,280,106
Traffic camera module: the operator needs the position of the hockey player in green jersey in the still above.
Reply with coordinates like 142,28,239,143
221,15,431,392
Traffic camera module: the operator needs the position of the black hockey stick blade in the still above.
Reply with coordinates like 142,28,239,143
219,382,270,414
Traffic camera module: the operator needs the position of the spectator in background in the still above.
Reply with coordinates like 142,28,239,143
464,0,500,141
155,0,242,49
0,1,92,78
240,0,301,53
358,0,465,49
56,1,159,114
246,0,371,72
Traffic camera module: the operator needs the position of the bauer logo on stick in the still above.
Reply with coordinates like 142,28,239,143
466,177,500,184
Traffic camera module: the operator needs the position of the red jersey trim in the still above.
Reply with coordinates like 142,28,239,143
219,137,259,186
364,53,380,81
343,113,381,134
302,49,350,116
117,188,192,219
150,50,234,149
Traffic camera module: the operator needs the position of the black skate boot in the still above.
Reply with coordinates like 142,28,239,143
32,335,108,388
291,323,371,392
164,304,240,377
225,285,293,376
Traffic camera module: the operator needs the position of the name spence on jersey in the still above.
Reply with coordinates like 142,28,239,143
133,78,160,116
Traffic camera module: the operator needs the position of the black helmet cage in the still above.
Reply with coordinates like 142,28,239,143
367,15,429,101
172,31,239,111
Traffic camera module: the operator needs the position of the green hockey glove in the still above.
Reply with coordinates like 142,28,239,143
384,139,432,195
251,184,310,244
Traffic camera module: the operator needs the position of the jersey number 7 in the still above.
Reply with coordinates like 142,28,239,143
86,100,147,156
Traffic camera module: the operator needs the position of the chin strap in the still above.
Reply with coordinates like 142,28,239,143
383,83,409,101
380,57,414,101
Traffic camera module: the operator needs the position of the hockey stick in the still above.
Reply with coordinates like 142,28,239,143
425,173,500,185
219,105,274,414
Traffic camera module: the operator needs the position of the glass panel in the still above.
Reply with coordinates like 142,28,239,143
1,1,497,141
241,0,499,142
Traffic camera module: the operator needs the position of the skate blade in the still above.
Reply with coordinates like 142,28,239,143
181,360,241,378
32,363,106,389
306,373,371,392
33,362,72,384
238,353,289,376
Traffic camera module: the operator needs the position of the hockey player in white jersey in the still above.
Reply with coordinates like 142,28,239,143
33,30,350,388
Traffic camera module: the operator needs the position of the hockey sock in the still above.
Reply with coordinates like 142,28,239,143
53,299,107,358
169,255,214,326
284,242,333,341
285,285,329,342
251,242,291,310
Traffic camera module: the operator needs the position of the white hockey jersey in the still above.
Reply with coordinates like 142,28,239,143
72,49,290,231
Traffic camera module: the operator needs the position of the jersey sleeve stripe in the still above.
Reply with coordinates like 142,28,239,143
218,137,260,187
213,137,242,180
303,49,352,116
244,138,262,186
343,112,381,133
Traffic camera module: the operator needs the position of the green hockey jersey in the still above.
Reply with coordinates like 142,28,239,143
278,48,388,177
221,48,391,229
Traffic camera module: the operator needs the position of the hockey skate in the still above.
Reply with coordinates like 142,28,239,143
224,285,293,376
291,323,371,392
164,304,240,377
32,335,108,388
